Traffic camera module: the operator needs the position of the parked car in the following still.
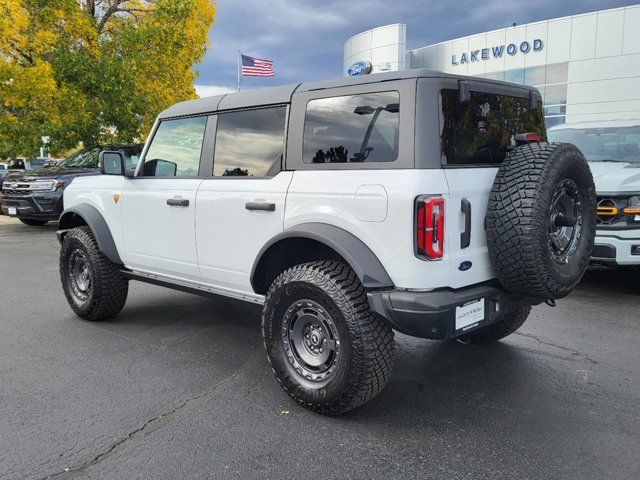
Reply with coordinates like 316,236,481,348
548,120,640,267
56,69,596,414
0,162,8,186
1,145,142,226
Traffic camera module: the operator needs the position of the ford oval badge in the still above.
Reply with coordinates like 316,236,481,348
347,61,372,77
458,261,472,271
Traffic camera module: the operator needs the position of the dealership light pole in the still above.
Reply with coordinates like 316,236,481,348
237,50,241,92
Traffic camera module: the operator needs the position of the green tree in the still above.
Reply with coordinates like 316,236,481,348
0,0,215,158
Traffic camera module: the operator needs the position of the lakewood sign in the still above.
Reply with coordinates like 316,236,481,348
452,39,544,65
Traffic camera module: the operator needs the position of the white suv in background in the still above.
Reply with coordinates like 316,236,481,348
56,70,596,414
549,120,640,267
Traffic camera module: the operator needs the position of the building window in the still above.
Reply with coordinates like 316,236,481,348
524,66,546,86
504,69,524,84
545,116,566,128
213,106,287,177
143,116,207,177
303,92,400,164
485,71,504,81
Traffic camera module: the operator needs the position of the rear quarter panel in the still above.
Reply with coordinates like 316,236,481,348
285,169,452,289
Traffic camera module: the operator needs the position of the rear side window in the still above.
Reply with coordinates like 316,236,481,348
303,92,399,164
213,106,287,177
143,116,207,177
440,89,546,165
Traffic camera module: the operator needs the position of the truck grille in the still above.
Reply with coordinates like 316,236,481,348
596,196,630,226
2,189,31,196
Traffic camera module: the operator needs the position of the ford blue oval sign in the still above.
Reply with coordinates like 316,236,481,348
348,61,372,77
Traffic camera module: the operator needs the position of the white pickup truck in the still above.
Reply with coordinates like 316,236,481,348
548,120,640,267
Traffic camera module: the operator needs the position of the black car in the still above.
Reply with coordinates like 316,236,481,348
1,145,142,226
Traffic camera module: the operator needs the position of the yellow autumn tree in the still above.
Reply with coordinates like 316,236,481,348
0,0,215,158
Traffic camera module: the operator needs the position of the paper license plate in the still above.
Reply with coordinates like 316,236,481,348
455,298,485,331
7,207,17,215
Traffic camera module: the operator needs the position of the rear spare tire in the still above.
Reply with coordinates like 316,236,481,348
486,142,596,299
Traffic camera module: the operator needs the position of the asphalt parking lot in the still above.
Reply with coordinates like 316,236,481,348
0,216,639,480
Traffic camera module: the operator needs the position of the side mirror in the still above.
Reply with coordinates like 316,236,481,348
99,151,126,176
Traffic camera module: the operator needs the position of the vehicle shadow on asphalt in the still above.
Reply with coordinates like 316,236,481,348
350,339,542,421
580,269,639,296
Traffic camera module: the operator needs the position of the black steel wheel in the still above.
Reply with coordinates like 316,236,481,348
262,261,395,415
60,226,128,321
548,179,584,265
67,248,92,303
282,299,340,382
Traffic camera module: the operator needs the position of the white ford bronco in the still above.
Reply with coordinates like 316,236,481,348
57,69,596,415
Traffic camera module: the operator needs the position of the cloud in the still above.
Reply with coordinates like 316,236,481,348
194,84,236,97
196,0,639,90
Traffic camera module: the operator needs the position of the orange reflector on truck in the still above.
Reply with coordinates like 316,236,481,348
597,206,618,216
623,207,640,214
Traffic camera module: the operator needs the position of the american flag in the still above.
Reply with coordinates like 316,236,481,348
241,54,275,77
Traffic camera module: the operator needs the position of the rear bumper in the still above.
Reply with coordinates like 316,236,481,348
1,193,62,221
591,229,640,266
367,282,541,340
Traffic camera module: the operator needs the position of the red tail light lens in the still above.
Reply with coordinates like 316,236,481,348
514,132,541,143
416,197,444,260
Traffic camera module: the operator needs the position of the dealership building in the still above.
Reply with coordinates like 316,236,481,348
343,5,640,126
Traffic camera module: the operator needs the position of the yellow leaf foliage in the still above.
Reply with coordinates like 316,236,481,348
0,0,215,157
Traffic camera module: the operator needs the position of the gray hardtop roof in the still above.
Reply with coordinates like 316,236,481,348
158,68,538,119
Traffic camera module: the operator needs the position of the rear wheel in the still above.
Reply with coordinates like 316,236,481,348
59,226,128,321
20,218,48,226
461,306,531,345
262,261,395,415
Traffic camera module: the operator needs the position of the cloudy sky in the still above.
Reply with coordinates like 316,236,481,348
194,0,639,97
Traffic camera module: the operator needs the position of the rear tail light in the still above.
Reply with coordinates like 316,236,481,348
514,132,541,143
416,196,444,260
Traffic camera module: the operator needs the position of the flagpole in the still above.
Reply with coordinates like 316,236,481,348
237,50,241,92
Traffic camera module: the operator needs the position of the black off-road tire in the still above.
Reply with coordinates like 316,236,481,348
262,261,395,415
463,306,531,345
20,218,48,226
59,226,128,321
487,142,596,299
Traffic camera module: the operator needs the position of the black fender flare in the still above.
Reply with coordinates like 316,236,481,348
251,222,394,291
57,204,122,265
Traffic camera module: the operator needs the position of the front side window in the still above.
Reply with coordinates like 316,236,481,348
440,89,547,165
143,116,207,177
303,92,400,164
213,106,287,177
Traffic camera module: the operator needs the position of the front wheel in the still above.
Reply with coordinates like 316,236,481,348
262,261,395,415
59,226,128,321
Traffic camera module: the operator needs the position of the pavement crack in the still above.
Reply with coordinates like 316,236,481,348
514,332,598,364
37,348,262,479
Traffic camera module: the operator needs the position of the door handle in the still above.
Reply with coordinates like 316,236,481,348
166,197,189,207
245,202,275,211
461,198,471,249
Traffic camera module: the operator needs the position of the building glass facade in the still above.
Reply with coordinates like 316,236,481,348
344,5,640,126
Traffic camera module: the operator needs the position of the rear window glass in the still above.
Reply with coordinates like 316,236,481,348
303,91,399,164
440,89,546,165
